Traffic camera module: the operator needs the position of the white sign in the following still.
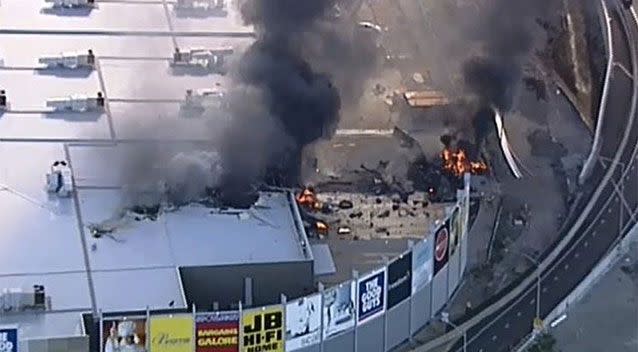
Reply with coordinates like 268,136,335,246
412,238,434,292
322,281,356,338
285,293,321,351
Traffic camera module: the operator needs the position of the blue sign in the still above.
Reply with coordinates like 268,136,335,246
0,326,17,352
357,269,386,324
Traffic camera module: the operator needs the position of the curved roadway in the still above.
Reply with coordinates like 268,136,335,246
452,2,638,351
412,1,638,351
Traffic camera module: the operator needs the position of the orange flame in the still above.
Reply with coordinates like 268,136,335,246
442,147,488,177
296,187,322,211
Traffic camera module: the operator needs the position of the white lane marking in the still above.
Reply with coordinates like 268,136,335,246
550,313,568,328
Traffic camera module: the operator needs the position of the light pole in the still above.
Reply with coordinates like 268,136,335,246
441,312,467,352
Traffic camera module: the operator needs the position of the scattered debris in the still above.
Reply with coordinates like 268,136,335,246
129,205,161,221
316,221,329,236
372,83,386,96
88,225,113,238
297,187,322,211
401,90,450,108
412,72,428,85
338,199,354,209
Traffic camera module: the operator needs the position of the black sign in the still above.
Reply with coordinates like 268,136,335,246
433,221,450,276
0,327,17,352
387,252,412,309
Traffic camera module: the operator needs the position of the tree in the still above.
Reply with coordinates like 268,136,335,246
528,333,561,352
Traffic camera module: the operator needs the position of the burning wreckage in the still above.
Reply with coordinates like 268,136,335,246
294,138,486,240
440,135,488,178
294,181,443,241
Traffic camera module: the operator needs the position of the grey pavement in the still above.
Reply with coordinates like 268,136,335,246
441,75,593,321
369,0,594,348
393,80,593,350
552,238,638,352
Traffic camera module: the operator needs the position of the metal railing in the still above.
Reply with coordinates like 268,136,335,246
579,0,615,185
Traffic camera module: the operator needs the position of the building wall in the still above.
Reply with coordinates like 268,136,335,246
179,261,315,310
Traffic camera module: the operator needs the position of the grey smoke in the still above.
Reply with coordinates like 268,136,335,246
462,0,553,111
119,0,380,207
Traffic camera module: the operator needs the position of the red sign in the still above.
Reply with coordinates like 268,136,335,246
435,227,449,261
433,222,450,276
196,312,239,352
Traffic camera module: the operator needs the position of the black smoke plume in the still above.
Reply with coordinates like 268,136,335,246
226,0,342,190
462,0,552,111
119,0,380,208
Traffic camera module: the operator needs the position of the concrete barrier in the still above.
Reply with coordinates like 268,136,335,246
579,0,614,185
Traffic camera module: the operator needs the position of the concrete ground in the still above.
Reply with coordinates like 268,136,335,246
551,239,638,352
351,2,596,350
372,6,593,352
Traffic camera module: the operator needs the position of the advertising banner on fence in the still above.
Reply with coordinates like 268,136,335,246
460,176,470,239
285,294,321,351
412,238,434,292
103,318,147,352
433,220,450,276
0,326,18,352
149,315,194,352
387,251,412,309
196,311,239,352
242,306,284,352
357,268,386,324
449,206,461,256
323,281,356,338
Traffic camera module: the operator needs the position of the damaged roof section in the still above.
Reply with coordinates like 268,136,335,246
80,189,313,269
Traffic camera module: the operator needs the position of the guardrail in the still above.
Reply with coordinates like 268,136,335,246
493,109,524,179
412,0,637,350
579,0,615,185
542,0,638,342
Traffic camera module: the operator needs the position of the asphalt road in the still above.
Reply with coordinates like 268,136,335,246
445,1,638,351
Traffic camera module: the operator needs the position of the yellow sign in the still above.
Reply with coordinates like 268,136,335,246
241,306,284,352
150,315,195,352
533,317,544,331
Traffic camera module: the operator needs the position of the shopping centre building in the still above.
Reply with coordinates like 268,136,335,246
0,1,472,351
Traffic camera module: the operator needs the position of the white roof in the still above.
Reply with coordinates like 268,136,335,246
0,0,256,339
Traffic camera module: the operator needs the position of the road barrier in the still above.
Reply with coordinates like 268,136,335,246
579,0,615,185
